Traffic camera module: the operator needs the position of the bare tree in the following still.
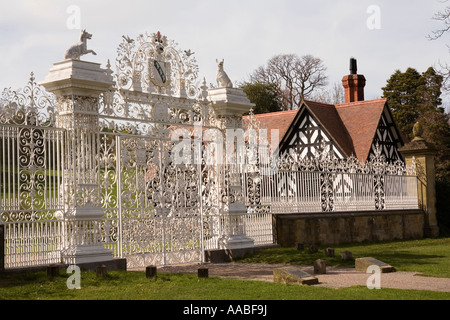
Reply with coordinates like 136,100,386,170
427,2,450,41
249,54,328,110
310,81,345,105
428,1,450,93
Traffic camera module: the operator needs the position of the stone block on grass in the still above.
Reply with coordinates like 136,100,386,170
47,264,59,280
325,248,335,257
273,267,318,286
146,265,157,279
309,244,318,253
355,257,396,273
313,259,326,274
198,267,209,278
341,250,353,261
96,264,108,278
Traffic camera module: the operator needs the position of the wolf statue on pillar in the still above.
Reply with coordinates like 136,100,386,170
40,30,115,265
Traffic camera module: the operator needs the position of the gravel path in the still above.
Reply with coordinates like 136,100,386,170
149,263,450,293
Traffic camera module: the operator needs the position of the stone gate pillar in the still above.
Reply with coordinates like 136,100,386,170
208,87,256,250
40,59,115,264
399,122,439,237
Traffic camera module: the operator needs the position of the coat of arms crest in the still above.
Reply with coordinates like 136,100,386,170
148,31,171,88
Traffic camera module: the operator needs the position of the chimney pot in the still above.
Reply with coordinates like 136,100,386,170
350,58,357,75
342,58,365,103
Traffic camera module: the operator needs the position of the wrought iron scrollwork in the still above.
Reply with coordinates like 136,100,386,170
0,72,57,127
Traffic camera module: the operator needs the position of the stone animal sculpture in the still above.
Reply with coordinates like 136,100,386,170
216,59,233,88
64,29,97,60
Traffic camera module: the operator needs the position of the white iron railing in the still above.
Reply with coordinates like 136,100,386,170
2,220,64,268
258,170,419,214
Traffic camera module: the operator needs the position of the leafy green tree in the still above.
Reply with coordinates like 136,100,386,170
382,67,426,137
241,82,282,114
420,67,444,113
382,66,450,181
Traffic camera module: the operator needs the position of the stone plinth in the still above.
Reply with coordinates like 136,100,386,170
61,245,114,265
218,235,254,250
218,203,254,250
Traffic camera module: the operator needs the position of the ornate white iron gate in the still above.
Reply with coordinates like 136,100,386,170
98,131,220,267
95,32,223,267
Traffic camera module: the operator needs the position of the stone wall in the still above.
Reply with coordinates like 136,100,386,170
274,210,425,247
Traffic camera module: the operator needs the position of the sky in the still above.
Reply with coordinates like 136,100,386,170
1,0,450,110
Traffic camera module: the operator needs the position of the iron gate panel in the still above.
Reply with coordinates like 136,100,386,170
99,130,220,267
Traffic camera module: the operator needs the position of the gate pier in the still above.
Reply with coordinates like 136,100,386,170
399,122,440,238
40,59,116,265
209,87,256,251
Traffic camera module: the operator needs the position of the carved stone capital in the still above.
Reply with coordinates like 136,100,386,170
40,59,114,97
208,87,255,119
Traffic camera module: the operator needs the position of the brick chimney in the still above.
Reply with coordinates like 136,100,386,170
342,58,366,103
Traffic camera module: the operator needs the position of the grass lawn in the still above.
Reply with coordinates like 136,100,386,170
0,269,449,301
0,237,449,301
235,237,450,278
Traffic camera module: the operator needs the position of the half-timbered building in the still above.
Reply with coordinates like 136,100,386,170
243,59,406,163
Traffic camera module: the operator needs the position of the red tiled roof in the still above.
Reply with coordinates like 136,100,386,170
335,98,387,162
242,109,297,145
242,98,398,162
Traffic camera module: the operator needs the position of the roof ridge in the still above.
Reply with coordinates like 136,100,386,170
242,109,298,118
303,99,335,107
335,98,387,108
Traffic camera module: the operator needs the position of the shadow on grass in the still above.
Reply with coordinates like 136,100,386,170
0,270,49,289
0,269,123,289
